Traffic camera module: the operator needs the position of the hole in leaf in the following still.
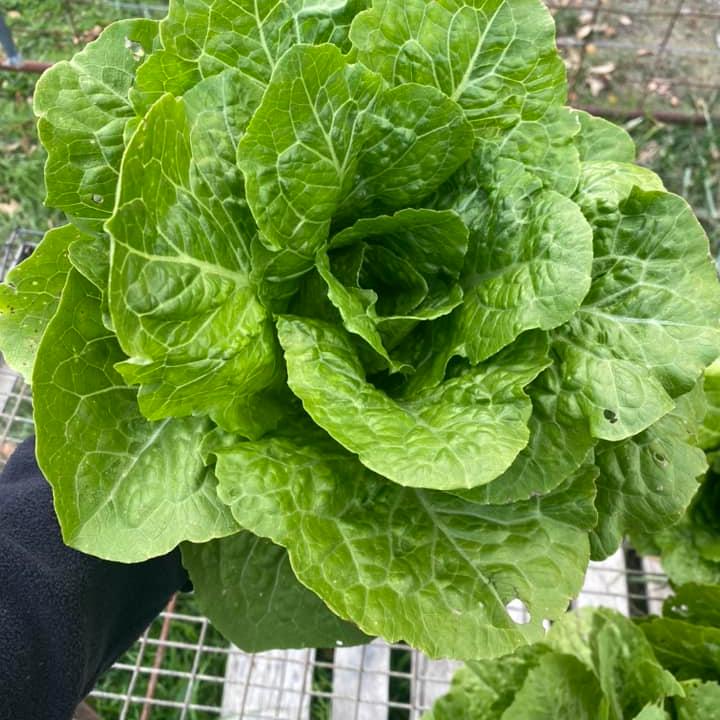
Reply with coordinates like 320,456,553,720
505,598,531,625
124,37,145,61
654,452,669,467
603,409,618,424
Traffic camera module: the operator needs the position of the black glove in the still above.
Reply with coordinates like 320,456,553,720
0,437,190,720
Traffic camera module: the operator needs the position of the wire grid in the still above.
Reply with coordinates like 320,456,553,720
0,230,675,719
104,0,169,18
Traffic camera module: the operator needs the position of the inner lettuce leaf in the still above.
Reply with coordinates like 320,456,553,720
278,316,550,490
318,208,468,368
107,83,280,429
0,0,718,661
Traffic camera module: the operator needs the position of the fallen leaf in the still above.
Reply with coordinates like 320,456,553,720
587,75,607,97
589,62,616,75
0,200,21,217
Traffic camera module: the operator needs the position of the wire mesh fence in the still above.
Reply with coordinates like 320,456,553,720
0,228,676,719
548,0,720,120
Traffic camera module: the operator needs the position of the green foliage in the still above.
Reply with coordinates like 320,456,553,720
1,0,719,658
426,607,683,720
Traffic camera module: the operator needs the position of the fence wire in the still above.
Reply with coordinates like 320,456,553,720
547,0,720,120
0,229,675,720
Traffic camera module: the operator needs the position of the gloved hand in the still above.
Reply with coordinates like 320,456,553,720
0,437,190,720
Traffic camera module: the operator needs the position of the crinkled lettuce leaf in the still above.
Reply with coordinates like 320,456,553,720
182,531,370,651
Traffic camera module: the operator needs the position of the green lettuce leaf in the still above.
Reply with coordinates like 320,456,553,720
457,364,595,504
33,269,237,562
134,0,368,110
482,107,581,195
318,208,467,367
439,154,592,363
213,421,597,660
107,84,279,427
424,646,550,720
590,386,707,559
698,360,720,451
181,531,370,651
34,19,158,232
555,186,720,441
548,609,683,719
641,616,720,683
350,0,566,132
278,316,549,490
642,470,720,585
573,110,636,163
237,44,472,265
0,226,78,380
674,681,720,719
663,583,720,628
500,653,604,719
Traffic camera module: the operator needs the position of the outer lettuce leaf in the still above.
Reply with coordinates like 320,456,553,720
213,421,597,660
350,0,567,132
33,269,237,562
483,107,581,195
0,226,78,380
635,464,720,585
34,19,158,232
573,161,665,220
641,617,720,682
663,584,720,628
556,186,720,441
425,608,681,720
181,532,370,651
278,316,549,490
573,110,636,163
237,44,472,265
590,386,707,559
107,84,279,427
634,708,672,720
